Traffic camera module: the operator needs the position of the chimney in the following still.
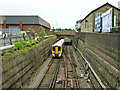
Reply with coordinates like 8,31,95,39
19,19,23,31
118,1,120,9
3,19,6,28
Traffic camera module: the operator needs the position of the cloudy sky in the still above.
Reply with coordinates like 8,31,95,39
0,0,119,29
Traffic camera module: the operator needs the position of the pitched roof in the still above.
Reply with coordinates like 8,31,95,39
0,15,50,28
80,2,120,23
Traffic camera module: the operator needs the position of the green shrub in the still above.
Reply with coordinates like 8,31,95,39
8,48,14,53
50,29,55,35
28,28,35,39
21,33,26,41
28,39,32,43
39,26,45,39
9,33,13,45
20,40,31,47
15,33,17,41
28,34,31,40
14,42,24,49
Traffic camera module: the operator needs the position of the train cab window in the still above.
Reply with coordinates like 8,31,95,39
53,47,55,51
58,47,61,51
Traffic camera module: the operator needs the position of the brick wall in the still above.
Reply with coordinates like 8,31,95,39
3,24,50,34
22,24,40,34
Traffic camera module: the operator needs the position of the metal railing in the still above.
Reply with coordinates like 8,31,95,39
0,36,32,47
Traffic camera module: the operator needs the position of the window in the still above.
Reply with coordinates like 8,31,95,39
58,47,61,51
53,47,55,51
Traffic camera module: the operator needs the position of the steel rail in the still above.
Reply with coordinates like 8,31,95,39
49,57,63,89
63,47,68,89
69,46,80,89
61,79,65,90
64,46,80,89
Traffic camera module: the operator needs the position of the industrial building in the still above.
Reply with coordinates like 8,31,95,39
0,15,51,35
78,2,120,32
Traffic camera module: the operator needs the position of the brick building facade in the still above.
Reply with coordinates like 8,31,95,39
0,15,51,34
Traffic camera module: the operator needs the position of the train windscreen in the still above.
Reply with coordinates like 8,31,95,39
53,47,55,51
58,47,61,51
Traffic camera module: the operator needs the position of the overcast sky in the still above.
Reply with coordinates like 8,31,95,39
0,0,119,29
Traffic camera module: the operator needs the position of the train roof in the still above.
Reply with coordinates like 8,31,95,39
64,38,72,42
52,39,64,47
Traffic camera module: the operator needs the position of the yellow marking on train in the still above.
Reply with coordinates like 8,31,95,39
55,47,58,54
52,51,55,53
58,51,61,53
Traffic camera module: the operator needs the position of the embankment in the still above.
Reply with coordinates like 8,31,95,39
1,36,57,88
73,32,120,88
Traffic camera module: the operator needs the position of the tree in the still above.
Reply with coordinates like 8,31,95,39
50,29,55,35
39,26,45,38
15,33,17,42
28,28,35,39
9,33,13,45
21,33,26,41
76,27,81,32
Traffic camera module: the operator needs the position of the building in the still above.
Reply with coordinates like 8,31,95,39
118,1,120,9
79,2,120,32
75,19,82,32
0,15,51,35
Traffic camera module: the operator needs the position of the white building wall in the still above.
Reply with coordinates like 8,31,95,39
118,1,120,9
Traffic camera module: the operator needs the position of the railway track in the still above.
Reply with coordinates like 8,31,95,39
37,58,59,89
37,46,89,89
37,57,62,89
49,57,63,89
63,46,80,89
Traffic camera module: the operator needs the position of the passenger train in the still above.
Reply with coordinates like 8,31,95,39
52,39,64,58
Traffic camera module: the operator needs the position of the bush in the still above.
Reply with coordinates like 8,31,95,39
28,34,31,40
21,33,26,41
28,28,35,39
7,48,14,53
14,42,24,49
39,26,45,38
28,40,38,45
20,40,31,47
9,33,13,45
51,29,55,35
15,33,17,41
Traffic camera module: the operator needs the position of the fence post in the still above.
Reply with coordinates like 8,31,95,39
4,34,6,46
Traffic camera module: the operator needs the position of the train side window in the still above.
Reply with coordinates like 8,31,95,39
53,47,55,51
58,47,61,51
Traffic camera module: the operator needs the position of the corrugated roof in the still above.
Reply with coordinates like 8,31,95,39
0,15,50,28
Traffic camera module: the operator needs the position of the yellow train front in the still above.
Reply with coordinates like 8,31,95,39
52,39,64,58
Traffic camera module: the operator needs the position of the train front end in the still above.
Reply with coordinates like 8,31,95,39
52,46,62,58
52,39,64,58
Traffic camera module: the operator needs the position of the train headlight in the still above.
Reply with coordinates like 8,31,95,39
52,51,55,54
52,54,55,57
58,51,61,54
59,54,61,57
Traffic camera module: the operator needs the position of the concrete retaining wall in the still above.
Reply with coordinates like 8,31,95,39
2,36,57,88
73,32,120,88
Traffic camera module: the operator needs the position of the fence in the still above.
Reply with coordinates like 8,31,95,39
0,36,30,47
